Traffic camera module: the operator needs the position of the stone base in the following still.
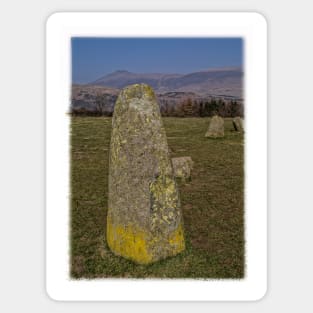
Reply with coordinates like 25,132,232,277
107,218,185,264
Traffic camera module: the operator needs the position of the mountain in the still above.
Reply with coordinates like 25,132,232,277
89,68,243,98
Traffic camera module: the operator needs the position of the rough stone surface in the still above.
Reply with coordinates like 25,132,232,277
232,116,244,132
172,157,194,182
107,84,185,264
205,115,224,138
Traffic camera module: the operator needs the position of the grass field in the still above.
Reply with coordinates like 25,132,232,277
70,117,244,279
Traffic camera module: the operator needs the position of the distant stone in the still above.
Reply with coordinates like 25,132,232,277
107,84,185,265
232,116,244,132
205,115,224,138
172,157,194,182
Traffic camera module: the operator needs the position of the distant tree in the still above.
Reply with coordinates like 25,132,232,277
193,100,200,117
223,101,232,117
174,104,185,117
162,101,170,117
95,94,109,115
217,98,226,117
181,97,196,117
203,98,218,116
229,100,242,117
199,101,205,117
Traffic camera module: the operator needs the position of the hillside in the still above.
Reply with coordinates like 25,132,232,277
89,68,243,98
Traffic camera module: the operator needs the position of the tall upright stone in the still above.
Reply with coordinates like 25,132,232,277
205,115,224,138
107,84,185,264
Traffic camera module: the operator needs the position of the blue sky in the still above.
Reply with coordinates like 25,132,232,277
72,38,243,84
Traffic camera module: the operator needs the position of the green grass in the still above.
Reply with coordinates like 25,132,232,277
70,117,244,279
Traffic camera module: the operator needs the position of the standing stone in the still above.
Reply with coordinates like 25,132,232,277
232,116,244,132
205,115,224,138
172,157,194,182
107,84,185,264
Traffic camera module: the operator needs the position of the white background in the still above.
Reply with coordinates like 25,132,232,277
46,12,266,301
0,0,312,311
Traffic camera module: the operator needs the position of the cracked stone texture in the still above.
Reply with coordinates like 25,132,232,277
205,115,225,138
171,156,194,182
107,84,185,264
232,117,244,132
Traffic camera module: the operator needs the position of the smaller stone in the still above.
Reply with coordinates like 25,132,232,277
205,115,224,138
172,157,194,182
232,116,244,132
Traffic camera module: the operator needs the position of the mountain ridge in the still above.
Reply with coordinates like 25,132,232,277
88,67,243,98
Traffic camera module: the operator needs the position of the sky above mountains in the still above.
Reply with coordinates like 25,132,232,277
72,38,243,84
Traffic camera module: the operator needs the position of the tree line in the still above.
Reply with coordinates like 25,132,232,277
71,95,243,118
160,97,243,118
71,94,114,117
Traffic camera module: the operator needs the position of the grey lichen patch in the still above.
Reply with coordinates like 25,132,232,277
171,156,194,182
205,115,224,138
122,83,156,103
107,83,185,264
149,174,181,232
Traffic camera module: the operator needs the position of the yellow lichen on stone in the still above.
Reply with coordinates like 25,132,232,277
144,84,157,100
107,216,184,264
149,175,176,204
149,175,182,232
106,216,153,264
168,223,185,252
